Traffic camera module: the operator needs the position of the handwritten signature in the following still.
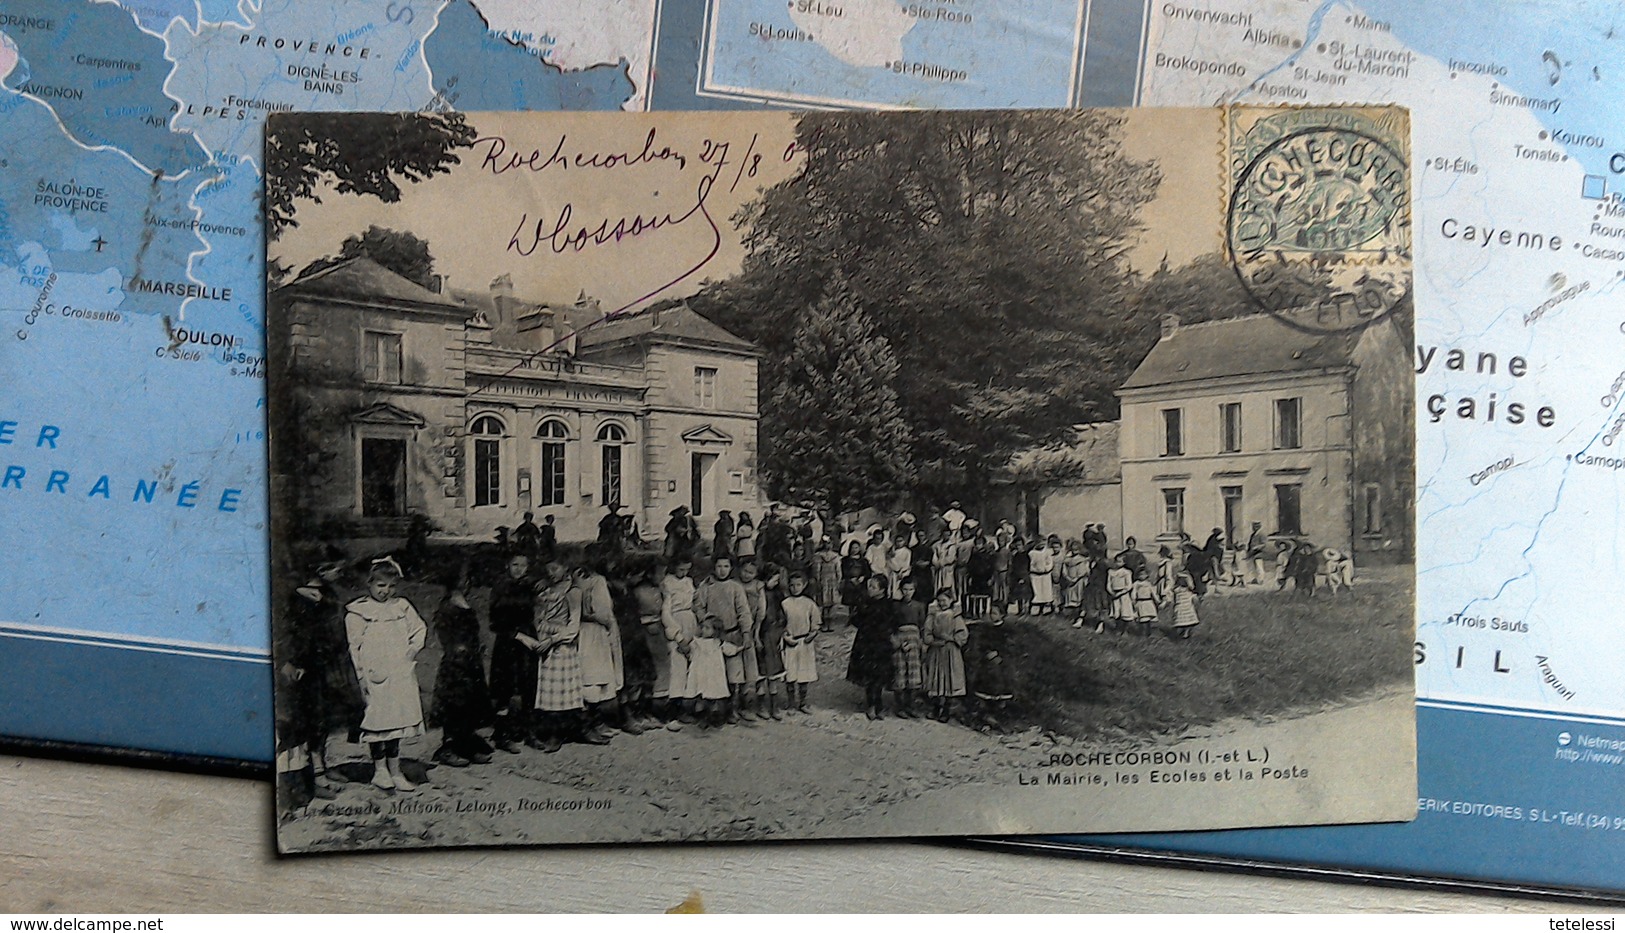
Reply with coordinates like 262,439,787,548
463,125,798,388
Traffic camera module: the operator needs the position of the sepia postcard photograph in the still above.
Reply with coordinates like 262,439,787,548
264,106,1416,853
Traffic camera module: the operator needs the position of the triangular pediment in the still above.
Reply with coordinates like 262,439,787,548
352,402,426,427
681,424,734,445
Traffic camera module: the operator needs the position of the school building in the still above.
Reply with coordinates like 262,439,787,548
267,257,766,544
997,310,1413,562
1116,311,1413,561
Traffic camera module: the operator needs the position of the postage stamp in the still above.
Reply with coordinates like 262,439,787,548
1225,106,1412,334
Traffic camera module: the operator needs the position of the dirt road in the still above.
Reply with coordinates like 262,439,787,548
280,623,1413,851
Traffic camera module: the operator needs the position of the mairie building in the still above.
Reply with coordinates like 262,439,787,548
268,257,764,545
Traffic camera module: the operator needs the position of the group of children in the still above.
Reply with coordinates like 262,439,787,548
844,575,1015,729
279,540,1002,807
838,517,1205,642
275,511,1231,808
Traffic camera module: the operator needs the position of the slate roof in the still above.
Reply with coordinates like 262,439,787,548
1121,312,1361,390
277,256,469,312
578,304,756,353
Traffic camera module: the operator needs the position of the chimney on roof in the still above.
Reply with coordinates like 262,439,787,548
490,273,514,299
557,308,578,357
1160,313,1180,340
429,273,448,294
651,304,664,329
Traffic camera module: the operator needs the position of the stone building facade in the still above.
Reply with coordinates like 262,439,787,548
268,257,764,545
1116,311,1413,561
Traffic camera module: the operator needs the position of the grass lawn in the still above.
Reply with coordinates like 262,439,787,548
1001,564,1415,740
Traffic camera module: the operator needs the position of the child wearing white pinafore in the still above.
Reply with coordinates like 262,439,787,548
345,558,427,793
685,617,739,728
1172,571,1202,639
780,572,821,713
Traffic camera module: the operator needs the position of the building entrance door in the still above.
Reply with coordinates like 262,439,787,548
691,452,718,517
360,437,407,517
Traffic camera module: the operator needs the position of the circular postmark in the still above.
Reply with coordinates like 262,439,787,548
1227,122,1412,335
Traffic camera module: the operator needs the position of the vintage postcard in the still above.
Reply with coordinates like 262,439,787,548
264,106,1416,852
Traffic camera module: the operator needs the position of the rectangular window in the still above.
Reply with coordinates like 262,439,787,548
601,444,623,507
1161,488,1185,536
473,437,500,507
1221,485,1243,544
1275,483,1303,536
359,437,407,518
1274,397,1303,450
1161,408,1183,457
1363,483,1382,534
1220,402,1243,453
694,366,718,409
540,442,566,506
362,330,403,384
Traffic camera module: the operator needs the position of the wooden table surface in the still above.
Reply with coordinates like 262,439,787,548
0,753,1594,913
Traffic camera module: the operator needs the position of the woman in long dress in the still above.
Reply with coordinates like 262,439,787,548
931,537,957,596
1060,542,1089,617
734,512,757,561
1027,539,1056,615
1155,545,1177,605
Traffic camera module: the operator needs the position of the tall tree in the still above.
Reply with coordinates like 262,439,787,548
264,112,478,239
298,226,438,290
763,288,913,515
699,110,1162,504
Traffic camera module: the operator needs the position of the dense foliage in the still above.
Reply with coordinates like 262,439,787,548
690,112,1271,507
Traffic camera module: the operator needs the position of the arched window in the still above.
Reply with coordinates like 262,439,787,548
537,419,569,506
597,422,627,507
470,415,505,507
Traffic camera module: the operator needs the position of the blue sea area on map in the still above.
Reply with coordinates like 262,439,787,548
0,277,269,648
1348,0,1623,191
705,0,1085,108
425,0,636,111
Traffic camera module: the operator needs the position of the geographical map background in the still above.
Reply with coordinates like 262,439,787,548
2,0,1623,894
